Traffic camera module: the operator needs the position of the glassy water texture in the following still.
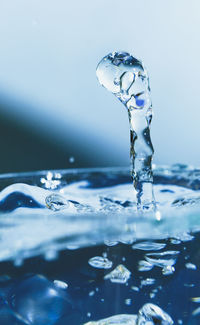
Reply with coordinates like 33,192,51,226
0,52,199,324
0,167,199,324
96,52,155,211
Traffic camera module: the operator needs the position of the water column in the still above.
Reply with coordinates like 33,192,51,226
96,52,156,211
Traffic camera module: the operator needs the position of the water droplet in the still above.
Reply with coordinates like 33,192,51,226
69,156,75,164
125,298,132,305
40,172,61,189
96,51,156,211
89,290,95,297
88,256,113,269
137,303,173,325
45,194,69,211
104,264,131,284
132,241,166,251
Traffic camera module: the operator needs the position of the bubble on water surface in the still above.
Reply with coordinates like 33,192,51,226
69,156,75,164
88,256,113,269
104,264,131,284
45,194,69,211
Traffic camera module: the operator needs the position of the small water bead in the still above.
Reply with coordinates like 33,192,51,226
69,156,75,164
88,256,113,269
96,51,156,211
104,264,131,284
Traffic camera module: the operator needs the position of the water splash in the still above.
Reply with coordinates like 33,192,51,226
96,51,156,211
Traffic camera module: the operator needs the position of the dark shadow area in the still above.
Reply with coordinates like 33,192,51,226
0,112,91,173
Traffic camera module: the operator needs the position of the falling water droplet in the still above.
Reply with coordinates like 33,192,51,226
69,156,75,164
96,51,156,211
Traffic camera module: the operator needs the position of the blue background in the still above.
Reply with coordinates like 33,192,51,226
0,0,199,172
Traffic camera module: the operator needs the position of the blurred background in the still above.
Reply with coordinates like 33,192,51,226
0,0,199,173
